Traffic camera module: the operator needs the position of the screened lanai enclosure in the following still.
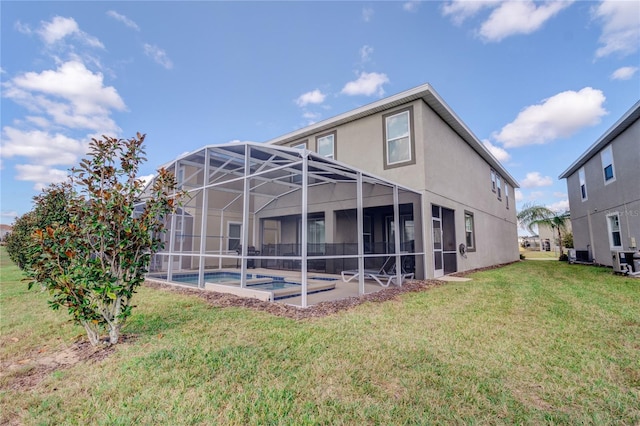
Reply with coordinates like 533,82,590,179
141,143,424,307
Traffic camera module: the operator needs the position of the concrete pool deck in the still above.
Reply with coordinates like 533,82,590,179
149,267,399,307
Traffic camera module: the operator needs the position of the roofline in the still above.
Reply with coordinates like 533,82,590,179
559,100,640,179
265,83,519,189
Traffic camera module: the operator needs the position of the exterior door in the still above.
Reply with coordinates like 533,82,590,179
432,204,457,277
432,215,444,277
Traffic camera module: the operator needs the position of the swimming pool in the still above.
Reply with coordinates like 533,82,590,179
151,271,337,300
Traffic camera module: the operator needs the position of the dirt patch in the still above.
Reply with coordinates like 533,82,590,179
1,338,117,392
144,278,445,320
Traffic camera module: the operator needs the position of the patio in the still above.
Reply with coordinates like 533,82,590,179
140,142,424,307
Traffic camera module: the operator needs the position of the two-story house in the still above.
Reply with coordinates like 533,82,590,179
145,83,520,305
559,101,640,267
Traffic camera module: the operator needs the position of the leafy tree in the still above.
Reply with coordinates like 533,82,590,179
517,203,570,258
563,232,574,249
5,183,72,271
29,133,184,345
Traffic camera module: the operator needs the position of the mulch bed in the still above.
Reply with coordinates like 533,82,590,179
143,278,446,320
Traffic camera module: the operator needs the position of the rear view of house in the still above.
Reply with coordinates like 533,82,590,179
559,101,640,267
144,83,520,306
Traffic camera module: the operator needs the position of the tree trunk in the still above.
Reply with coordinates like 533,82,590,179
557,228,564,256
108,324,120,345
82,321,101,346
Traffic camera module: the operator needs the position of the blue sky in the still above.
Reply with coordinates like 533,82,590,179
1,1,639,229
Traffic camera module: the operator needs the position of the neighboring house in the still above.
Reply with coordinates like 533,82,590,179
146,83,519,305
559,100,640,266
537,221,572,253
0,224,12,241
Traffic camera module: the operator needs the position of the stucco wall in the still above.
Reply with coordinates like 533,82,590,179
565,118,640,266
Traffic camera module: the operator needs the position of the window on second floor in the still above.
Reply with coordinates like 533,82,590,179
496,174,502,200
505,183,510,209
490,169,496,192
383,107,415,168
316,132,335,159
578,167,587,201
601,145,615,184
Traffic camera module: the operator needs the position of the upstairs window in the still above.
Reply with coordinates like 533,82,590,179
578,167,587,201
505,183,510,209
464,211,476,251
601,145,615,184
490,169,496,192
316,132,335,159
292,141,307,150
496,174,502,200
383,108,415,168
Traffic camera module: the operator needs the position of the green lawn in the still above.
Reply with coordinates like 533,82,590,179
1,246,639,425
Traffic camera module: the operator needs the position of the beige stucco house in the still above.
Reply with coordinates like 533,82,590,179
559,100,640,267
145,83,520,306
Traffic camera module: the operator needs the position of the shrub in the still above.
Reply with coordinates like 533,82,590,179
28,133,185,345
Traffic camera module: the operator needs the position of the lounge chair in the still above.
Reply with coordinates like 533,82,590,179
341,255,414,287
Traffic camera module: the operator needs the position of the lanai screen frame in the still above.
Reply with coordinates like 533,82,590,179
141,142,424,307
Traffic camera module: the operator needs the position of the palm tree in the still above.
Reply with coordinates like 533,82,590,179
517,203,571,258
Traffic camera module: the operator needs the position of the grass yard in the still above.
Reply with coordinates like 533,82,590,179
1,247,639,425
519,248,561,260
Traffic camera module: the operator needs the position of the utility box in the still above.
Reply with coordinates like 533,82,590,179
611,250,640,276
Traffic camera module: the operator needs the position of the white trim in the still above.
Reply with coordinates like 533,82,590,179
606,212,622,249
578,167,588,201
385,110,412,166
600,145,616,185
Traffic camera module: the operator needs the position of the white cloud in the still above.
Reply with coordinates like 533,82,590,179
520,172,553,188
547,199,569,213
482,139,511,162
1,128,87,166
442,0,501,25
341,72,389,97
362,7,374,22
143,44,173,69
610,66,638,80
106,11,140,31
479,1,573,42
360,45,374,62
593,0,640,58
37,16,104,49
15,20,32,35
302,111,321,120
442,1,572,42
14,164,70,191
403,1,421,12
1,211,19,220
493,87,607,148
553,191,567,198
514,189,524,202
3,60,126,133
295,89,326,107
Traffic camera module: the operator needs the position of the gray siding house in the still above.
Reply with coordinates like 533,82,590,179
145,83,520,306
267,83,520,278
559,101,640,266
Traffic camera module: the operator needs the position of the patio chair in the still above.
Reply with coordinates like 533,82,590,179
341,255,414,288
236,245,259,268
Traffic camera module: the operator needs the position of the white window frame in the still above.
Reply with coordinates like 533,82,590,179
606,212,622,249
496,174,502,200
464,211,476,252
384,108,414,168
490,169,496,192
228,222,242,252
505,183,510,209
292,142,307,150
578,167,588,201
601,145,616,185
316,132,335,159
